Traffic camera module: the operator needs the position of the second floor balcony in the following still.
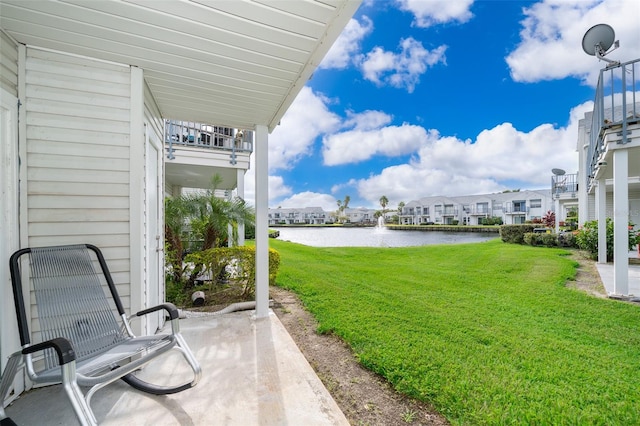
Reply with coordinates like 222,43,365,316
504,203,529,214
467,205,490,215
164,120,254,190
551,173,578,199
586,57,640,192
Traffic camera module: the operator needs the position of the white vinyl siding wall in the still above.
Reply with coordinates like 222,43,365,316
0,31,18,96
24,48,132,318
0,31,21,404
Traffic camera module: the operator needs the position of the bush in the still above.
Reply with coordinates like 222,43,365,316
481,216,504,226
540,232,558,247
557,232,577,248
523,232,539,246
187,246,281,298
523,231,577,248
500,224,536,244
575,218,638,261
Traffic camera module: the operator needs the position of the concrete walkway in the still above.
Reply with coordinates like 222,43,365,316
3,310,348,425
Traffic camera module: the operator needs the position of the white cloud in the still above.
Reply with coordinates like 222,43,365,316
343,110,393,131
360,38,447,93
322,123,430,166
277,192,338,211
320,16,374,69
268,86,340,170
396,0,474,27
243,166,293,207
353,101,593,206
506,0,640,85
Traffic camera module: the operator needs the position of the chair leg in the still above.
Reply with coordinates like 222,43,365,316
174,332,202,386
61,363,97,426
121,332,201,395
0,352,22,424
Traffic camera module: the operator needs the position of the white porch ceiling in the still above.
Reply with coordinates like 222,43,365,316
0,0,360,132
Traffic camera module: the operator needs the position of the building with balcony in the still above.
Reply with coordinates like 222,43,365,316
269,207,328,225
399,190,553,226
576,56,640,296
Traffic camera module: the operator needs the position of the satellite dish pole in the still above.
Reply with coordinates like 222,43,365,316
581,23,620,68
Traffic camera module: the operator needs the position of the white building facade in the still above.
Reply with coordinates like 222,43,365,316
399,190,553,226
576,56,640,296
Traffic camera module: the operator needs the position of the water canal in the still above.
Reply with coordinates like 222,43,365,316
273,226,498,248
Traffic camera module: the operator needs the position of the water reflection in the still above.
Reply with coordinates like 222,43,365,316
274,227,497,248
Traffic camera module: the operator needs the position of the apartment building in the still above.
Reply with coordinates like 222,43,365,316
269,207,329,225
399,190,553,226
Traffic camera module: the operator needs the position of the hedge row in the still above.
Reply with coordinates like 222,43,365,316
500,224,576,248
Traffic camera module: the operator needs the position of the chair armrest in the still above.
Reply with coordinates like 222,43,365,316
135,303,179,320
22,337,76,365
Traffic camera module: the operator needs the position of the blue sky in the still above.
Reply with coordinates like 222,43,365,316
245,0,640,211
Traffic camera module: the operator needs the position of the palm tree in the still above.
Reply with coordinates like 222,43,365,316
165,195,195,282
379,195,388,212
164,174,255,288
340,195,351,223
397,201,405,224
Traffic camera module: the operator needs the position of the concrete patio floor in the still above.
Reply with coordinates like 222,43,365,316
3,310,348,425
595,251,640,297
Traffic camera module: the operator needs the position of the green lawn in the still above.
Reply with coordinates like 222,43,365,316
270,238,640,425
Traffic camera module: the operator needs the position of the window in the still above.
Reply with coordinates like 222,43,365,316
530,199,542,208
477,202,489,214
513,201,526,212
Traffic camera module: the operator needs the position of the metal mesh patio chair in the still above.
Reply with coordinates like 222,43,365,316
0,244,201,426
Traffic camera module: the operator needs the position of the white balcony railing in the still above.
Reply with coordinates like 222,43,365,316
164,120,253,163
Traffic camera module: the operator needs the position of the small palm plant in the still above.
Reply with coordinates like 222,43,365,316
165,174,255,289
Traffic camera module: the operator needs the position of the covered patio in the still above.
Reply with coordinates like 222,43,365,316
1,1,360,424
3,310,348,425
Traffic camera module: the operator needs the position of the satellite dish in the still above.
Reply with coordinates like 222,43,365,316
582,24,615,56
552,168,566,176
582,24,619,66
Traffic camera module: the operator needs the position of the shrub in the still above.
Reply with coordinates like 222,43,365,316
481,216,504,226
187,246,281,298
523,232,539,246
542,210,555,228
575,218,638,261
541,232,558,247
500,224,536,244
557,232,577,248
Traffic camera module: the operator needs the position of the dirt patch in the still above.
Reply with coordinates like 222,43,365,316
269,250,608,426
564,250,608,298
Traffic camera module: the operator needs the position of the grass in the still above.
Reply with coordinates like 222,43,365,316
270,238,640,425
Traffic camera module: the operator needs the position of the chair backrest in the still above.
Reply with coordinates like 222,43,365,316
23,245,126,369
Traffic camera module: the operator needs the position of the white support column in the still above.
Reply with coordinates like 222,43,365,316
596,179,607,264
613,149,629,295
254,125,269,318
554,198,560,233
237,169,245,246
